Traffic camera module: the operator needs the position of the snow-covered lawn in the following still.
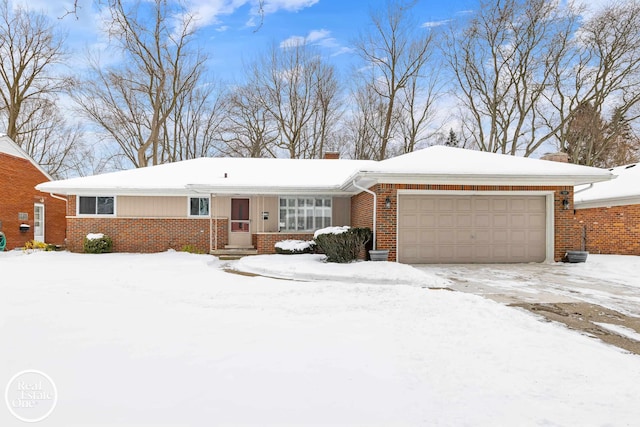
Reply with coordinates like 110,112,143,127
2,251,640,426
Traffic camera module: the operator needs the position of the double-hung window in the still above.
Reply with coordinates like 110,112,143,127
189,197,210,217
78,196,115,215
279,197,331,231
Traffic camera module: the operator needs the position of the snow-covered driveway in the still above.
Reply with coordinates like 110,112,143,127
419,255,640,316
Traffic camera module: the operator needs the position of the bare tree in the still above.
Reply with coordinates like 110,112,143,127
353,0,438,160
442,0,578,156
0,0,68,142
15,98,84,179
549,1,640,160
247,42,340,159
347,81,399,160
220,84,279,158
161,80,226,162
73,0,205,168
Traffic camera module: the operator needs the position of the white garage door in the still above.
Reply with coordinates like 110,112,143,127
398,194,547,263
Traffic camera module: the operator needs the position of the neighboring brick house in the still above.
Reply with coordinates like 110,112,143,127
0,135,66,250
36,146,613,263
574,162,640,255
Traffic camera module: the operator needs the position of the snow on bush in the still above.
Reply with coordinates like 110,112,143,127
84,233,113,254
313,226,350,239
314,227,372,263
275,239,315,255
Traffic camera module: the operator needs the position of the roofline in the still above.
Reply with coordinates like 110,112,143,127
38,171,613,196
0,135,53,180
35,184,357,196
575,195,640,209
346,171,614,187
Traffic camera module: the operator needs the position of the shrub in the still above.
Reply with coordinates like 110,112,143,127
23,240,55,251
181,244,204,254
83,233,113,254
313,226,372,263
275,239,316,255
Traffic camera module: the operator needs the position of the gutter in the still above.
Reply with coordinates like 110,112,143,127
352,180,377,251
574,183,594,194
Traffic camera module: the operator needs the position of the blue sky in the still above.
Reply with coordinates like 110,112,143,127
12,0,607,83
12,0,478,83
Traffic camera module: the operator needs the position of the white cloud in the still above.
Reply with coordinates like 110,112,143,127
280,35,307,48
279,28,331,48
306,29,330,42
279,28,351,56
422,19,450,28
261,0,319,14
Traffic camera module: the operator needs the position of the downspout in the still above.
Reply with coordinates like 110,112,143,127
49,193,69,245
352,180,376,251
574,183,594,194
209,194,213,254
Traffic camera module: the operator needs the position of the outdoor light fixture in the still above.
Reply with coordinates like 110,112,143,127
385,197,391,209
562,198,570,210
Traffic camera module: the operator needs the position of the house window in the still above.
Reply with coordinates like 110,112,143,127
78,196,115,215
279,197,331,231
189,197,210,217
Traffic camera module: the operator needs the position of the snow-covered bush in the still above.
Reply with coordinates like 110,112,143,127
313,226,372,263
275,239,316,255
83,233,113,254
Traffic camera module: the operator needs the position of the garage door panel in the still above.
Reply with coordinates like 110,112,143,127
438,199,455,211
491,198,508,211
398,194,547,263
419,214,437,227
456,214,473,227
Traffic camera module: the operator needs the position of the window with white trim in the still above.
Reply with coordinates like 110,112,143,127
78,196,115,215
189,197,210,216
279,197,331,231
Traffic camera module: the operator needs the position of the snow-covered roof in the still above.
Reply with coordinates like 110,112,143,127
37,157,376,196
0,134,52,179
574,163,640,208
350,146,613,187
37,146,614,196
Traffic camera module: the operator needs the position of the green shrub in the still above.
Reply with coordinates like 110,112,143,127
181,244,204,254
313,227,372,263
83,233,113,254
274,240,316,255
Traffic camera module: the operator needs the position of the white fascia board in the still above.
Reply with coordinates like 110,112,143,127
353,172,613,186
575,196,640,209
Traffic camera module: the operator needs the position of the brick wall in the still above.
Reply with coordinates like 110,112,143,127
67,217,214,253
574,204,640,255
351,183,576,262
254,232,315,254
0,153,66,249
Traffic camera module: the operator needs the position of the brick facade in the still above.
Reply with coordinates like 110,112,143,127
351,183,577,262
574,205,640,255
254,232,315,254
0,153,66,249
67,216,229,253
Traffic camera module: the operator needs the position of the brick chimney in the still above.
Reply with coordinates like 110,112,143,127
324,151,340,160
540,152,569,163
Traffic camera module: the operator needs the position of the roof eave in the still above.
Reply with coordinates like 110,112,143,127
351,172,613,186
575,195,640,209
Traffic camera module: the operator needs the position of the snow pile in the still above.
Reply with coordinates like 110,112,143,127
85,233,104,240
235,253,450,287
274,239,315,252
313,225,350,239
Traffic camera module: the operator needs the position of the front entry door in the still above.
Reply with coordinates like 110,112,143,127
229,198,251,247
34,203,45,242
